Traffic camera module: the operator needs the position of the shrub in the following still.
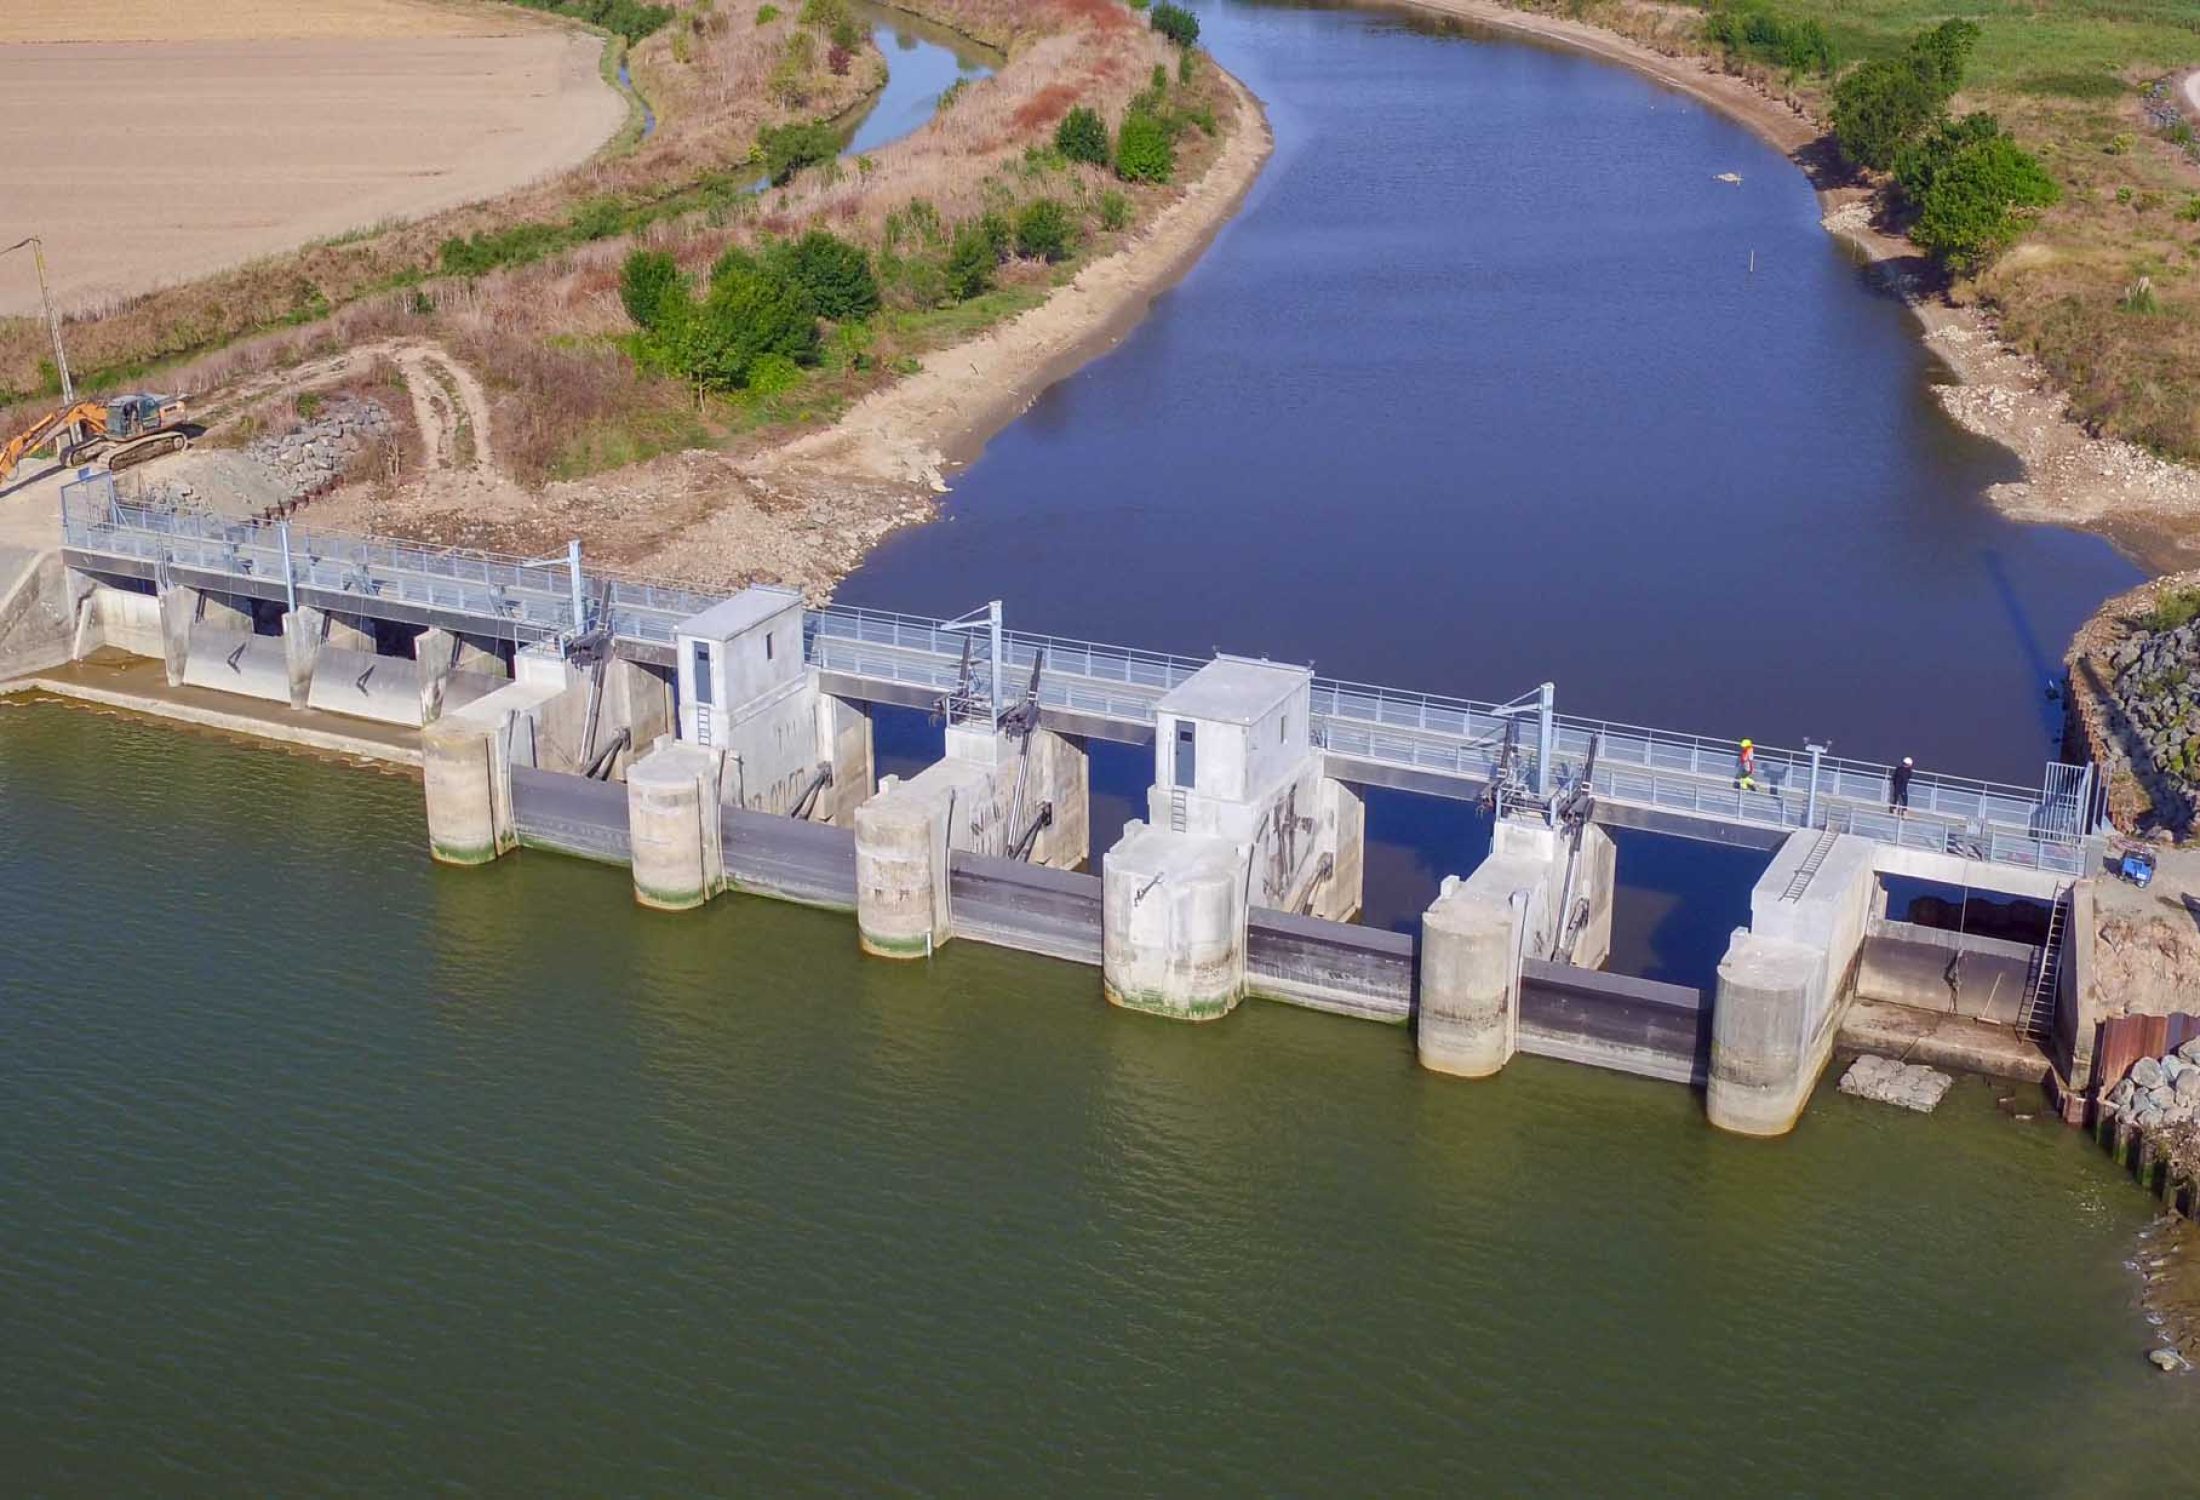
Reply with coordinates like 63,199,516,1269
1831,19,1979,172
2120,277,2160,316
1015,199,1073,262
2145,587,2200,633
767,229,879,320
1908,136,2059,271
1055,106,1110,166
1906,18,1979,99
746,353,804,398
758,121,839,184
510,0,674,45
1150,2,1199,47
1831,57,1942,171
619,249,682,331
666,263,818,390
571,196,627,241
756,3,779,20
772,30,818,104
799,0,845,30
1702,4,1835,75
946,224,996,300
438,221,567,276
1893,111,2003,200
1114,112,1175,184
1178,46,1196,85
1098,189,1131,231
827,43,852,75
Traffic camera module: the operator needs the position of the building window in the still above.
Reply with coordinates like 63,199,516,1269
693,640,714,706
765,631,774,662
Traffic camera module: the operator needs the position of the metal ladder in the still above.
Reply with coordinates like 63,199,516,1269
2016,887,2069,1042
1168,787,1188,833
1779,826,1841,903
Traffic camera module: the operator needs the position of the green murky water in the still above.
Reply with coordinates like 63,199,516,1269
1,703,2192,1493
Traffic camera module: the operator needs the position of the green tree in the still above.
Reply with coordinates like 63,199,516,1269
1906,18,1980,101
1055,106,1111,167
1893,111,2003,200
1015,198,1073,262
1909,136,2059,271
618,249,682,331
945,223,996,301
1831,57,1939,171
1114,112,1175,184
757,121,839,184
669,263,818,390
767,230,879,320
1150,2,1199,47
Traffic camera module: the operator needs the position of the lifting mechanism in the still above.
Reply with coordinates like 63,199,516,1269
1001,648,1054,862
1551,733,1602,965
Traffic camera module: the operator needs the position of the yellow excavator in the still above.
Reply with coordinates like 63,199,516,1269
0,391,190,486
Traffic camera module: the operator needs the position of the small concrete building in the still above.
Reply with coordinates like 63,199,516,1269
675,586,805,750
671,586,869,825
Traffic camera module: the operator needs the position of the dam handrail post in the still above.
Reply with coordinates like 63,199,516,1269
1804,741,1825,829
1537,682,1555,799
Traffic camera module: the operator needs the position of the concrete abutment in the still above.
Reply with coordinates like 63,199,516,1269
1706,831,1876,1136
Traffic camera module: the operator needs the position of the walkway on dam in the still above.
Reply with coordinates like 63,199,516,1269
59,482,2098,879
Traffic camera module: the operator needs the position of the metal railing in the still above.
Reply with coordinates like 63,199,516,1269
60,486,2096,874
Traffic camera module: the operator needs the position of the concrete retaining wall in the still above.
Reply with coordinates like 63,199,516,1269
1247,908,1412,1023
512,768,630,864
0,548,76,682
951,853,1103,966
725,807,859,910
1854,917,2038,1023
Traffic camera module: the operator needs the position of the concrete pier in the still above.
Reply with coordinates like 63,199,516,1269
69,580,161,662
1706,830,1876,1136
420,646,588,865
625,737,727,910
1101,821,1246,1019
854,720,1089,957
1415,818,1615,1076
1099,658,1367,1019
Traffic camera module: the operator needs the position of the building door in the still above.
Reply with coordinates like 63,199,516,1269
1174,721,1196,789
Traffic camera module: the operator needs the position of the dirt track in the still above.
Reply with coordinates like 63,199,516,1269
0,1,621,318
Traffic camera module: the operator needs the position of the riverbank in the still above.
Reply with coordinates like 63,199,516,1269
294,21,1271,597
1391,0,2200,573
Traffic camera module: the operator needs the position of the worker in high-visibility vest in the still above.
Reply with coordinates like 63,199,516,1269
1736,738,1757,792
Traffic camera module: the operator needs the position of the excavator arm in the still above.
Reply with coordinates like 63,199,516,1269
1,400,105,484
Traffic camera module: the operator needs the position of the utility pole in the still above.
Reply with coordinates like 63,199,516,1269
4,235,77,407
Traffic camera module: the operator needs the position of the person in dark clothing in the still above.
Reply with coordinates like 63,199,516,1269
1889,756,1914,814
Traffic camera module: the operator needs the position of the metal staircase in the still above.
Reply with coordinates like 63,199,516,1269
1779,826,1841,904
2016,886,2070,1042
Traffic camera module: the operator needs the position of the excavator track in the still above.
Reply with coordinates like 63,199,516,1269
107,432,189,472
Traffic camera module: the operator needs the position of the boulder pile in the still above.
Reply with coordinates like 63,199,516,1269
2100,1039,2200,1137
2106,613,2200,831
1837,1054,1953,1113
243,396,396,503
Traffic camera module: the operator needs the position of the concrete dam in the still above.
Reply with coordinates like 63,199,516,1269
8,476,2118,1136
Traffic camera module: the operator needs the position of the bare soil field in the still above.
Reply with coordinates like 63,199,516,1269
0,2,620,318
0,0,508,45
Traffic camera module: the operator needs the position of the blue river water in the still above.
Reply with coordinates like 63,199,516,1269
840,0,2144,973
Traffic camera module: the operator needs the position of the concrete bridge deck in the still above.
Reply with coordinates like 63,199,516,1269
60,483,2097,882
